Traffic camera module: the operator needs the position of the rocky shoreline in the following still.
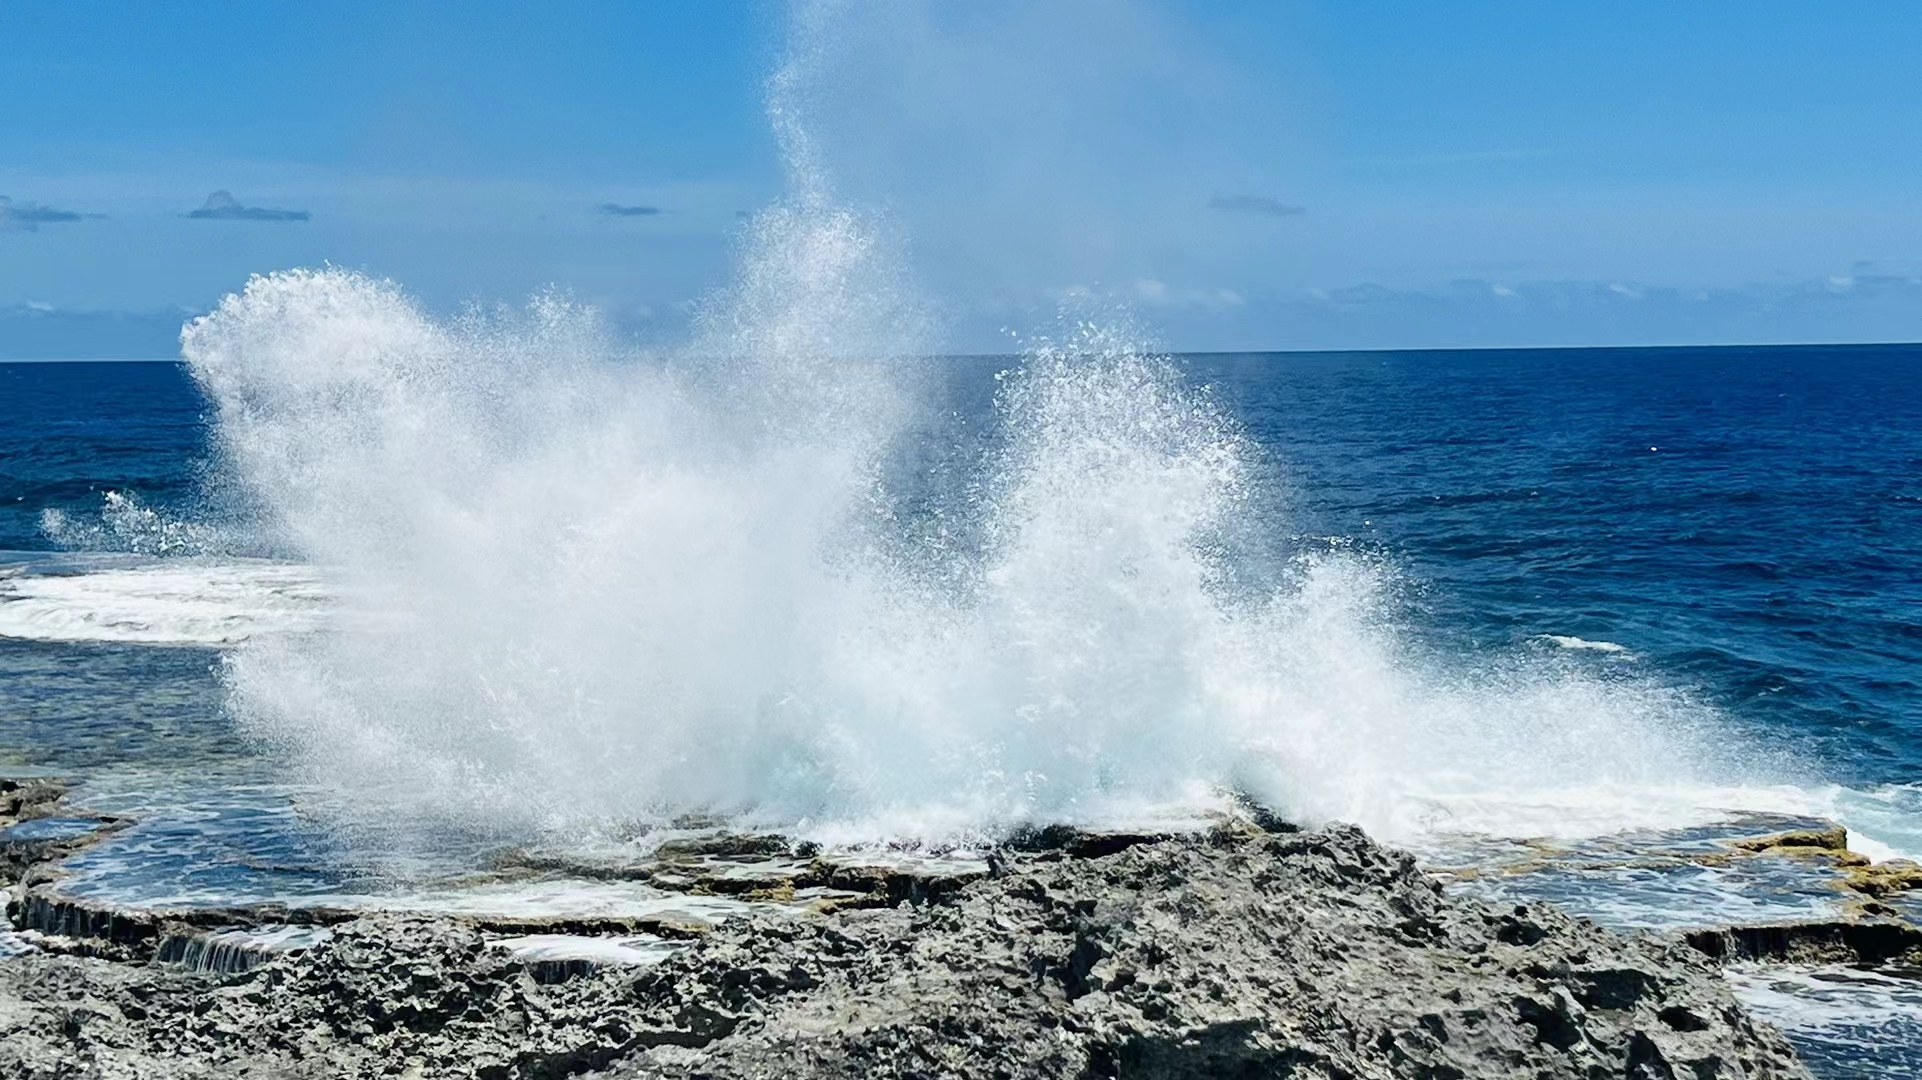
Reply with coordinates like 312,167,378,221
4,779,1916,1078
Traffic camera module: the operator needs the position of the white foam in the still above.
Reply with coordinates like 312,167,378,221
0,560,329,645
492,933,683,969
1725,964,1922,1039
40,491,232,558
179,265,1816,851
1536,634,1631,654
1824,782,1922,863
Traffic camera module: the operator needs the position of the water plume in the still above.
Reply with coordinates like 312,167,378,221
181,258,1746,847
176,3,1755,850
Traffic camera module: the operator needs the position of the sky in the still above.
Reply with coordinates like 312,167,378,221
2,0,1919,355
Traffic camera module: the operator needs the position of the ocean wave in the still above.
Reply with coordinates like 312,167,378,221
0,558,329,645
1823,781,1922,863
176,267,1812,848
149,10,1911,857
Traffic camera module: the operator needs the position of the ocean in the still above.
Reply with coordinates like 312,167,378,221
3,339,1920,1075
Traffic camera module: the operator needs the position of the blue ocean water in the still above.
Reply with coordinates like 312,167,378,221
1,361,208,552
1199,345,1922,790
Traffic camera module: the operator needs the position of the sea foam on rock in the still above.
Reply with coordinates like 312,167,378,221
0,819,1809,1079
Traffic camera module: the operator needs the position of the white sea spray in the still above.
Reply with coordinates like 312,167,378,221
166,0,1778,851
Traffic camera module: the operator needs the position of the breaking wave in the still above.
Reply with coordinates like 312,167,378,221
174,253,1781,847
0,557,327,646
152,1,1833,852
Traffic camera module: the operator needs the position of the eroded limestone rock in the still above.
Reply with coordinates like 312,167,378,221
0,821,1811,1079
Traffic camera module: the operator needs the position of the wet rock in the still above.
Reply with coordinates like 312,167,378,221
789,855,985,908
0,777,68,827
1683,919,1922,966
1723,823,1922,901
606,824,1806,1079
1002,821,1180,858
496,834,980,911
1728,825,1858,860
1840,858,1922,899
0,777,123,889
0,823,1812,1079
653,832,805,861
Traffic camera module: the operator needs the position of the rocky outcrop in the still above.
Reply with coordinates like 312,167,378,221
0,914,657,1080
609,822,1806,1079
0,820,1810,1079
1725,824,1922,903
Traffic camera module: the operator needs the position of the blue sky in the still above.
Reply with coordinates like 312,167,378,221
2,0,1919,354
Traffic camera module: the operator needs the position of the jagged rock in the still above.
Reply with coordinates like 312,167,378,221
0,914,666,1079
0,823,1811,1079
607,824,1808,1079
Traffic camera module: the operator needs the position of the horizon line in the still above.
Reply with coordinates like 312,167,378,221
5,339,1921,366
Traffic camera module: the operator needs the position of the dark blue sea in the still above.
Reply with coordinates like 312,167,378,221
3,344,1920,1075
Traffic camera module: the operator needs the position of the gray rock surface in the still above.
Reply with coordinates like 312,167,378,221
608,823,1807,1079
2,777,124,887
0,821,1810,1079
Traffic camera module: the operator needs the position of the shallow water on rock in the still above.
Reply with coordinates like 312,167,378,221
1424,816,1876,931
0,815,112,843
1429,825,1922,1080
1725,964,1922,1080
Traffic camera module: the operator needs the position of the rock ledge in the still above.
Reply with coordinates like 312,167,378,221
0,818,1812,1079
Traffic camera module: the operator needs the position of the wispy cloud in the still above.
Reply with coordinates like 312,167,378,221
184,190,310,221
1206,194,1306,218
599,203,661,217
0,196,97,231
